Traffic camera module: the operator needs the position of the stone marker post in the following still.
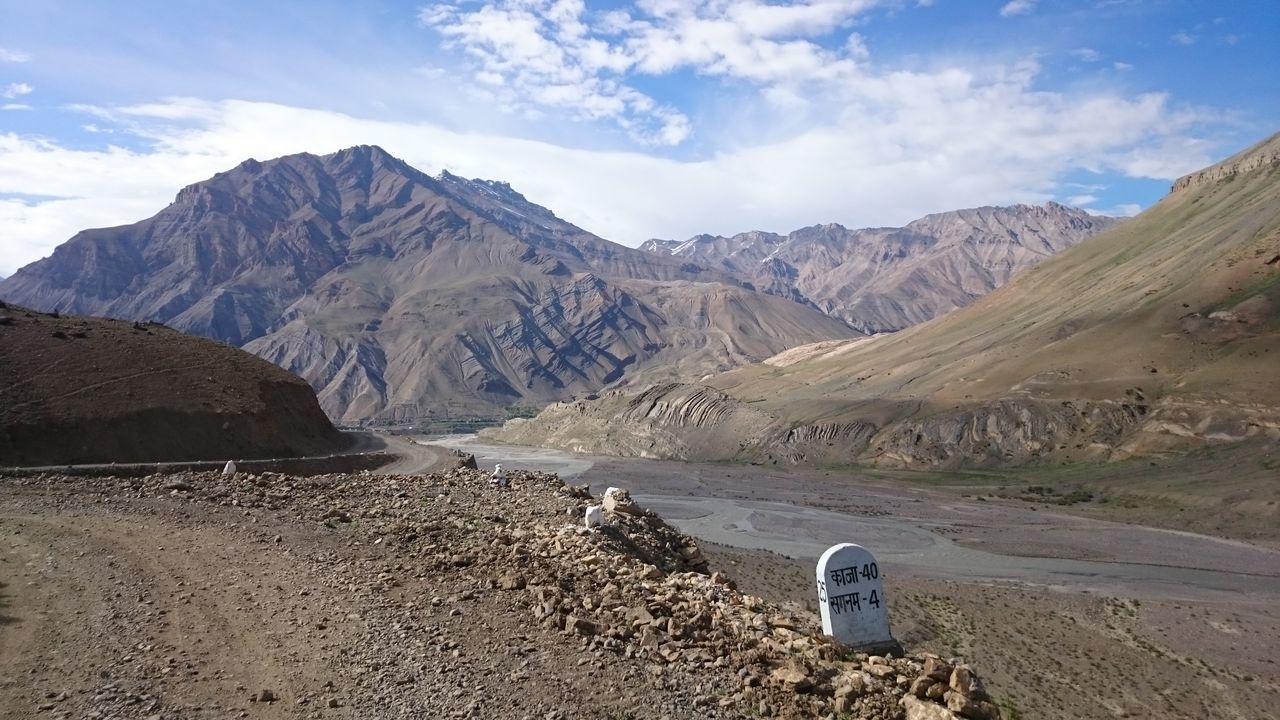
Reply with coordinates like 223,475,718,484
816,543,900,653
222,460,237,478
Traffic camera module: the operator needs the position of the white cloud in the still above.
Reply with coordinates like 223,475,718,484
1113,61,1134,72
419,1,690,145
1089,203,1141,217
1109,134,1215,179
0,47,30,63
2,82,33,99
1170,32,1197,46
1,103,32,111
999,0,1035,17
1066,194,1098,206
0,87,1218,276
1069,47,1100,62
418,0,881,145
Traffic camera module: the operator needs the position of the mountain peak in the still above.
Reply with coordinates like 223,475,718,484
328,144,394,159
325,144,412,174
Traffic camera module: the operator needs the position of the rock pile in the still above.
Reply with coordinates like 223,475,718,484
6,467,1000,719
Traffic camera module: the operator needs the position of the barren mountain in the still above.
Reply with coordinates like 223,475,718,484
0,304,345,465
0,146,857,424
640,204,1120,332
492,132,1280,473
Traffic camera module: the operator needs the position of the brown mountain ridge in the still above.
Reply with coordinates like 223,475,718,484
0,146,860,424
491,131,1280,475
641,203,1120,333
0,146,1120,425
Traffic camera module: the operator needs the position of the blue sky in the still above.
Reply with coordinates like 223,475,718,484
0,0,1276,275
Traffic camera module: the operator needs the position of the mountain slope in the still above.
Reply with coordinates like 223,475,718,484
493,131,1280,468
0,146,858,423
0,304,346,465
640,204,1120,332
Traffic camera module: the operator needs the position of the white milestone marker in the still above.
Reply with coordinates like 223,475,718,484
222,460,237,477
815,543,897,651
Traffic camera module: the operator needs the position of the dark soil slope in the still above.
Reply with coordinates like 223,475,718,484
0,305,348,465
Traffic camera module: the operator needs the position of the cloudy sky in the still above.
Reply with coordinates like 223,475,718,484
0,0,1276,276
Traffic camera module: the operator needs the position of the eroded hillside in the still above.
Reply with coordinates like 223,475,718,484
491,132,1280,472
0,146,858,424
641,203,1119,333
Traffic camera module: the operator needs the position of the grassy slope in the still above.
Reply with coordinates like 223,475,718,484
713,137,1280,424
706,133,1280,540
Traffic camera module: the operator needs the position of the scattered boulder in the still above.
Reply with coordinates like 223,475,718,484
449,449,478,469
602,486,643,515
903,694,962,720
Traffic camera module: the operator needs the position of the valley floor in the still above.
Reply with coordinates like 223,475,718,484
434,435,1280,720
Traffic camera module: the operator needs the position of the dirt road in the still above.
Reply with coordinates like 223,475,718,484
0,475,743,720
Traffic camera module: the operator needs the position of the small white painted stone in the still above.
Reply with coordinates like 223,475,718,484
815,543,895,650
222,460,237,477
584,505,605,529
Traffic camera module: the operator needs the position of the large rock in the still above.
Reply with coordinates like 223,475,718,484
602,487,642,515
903,694,962,720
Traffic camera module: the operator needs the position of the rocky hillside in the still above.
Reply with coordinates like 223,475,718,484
0,465,1003,719
0,304,347,465
0,146,857,424
491,131,1280,470
640,203,1119,333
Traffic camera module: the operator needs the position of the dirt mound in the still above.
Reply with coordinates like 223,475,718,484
0,466,1001,719
0,305,348,465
